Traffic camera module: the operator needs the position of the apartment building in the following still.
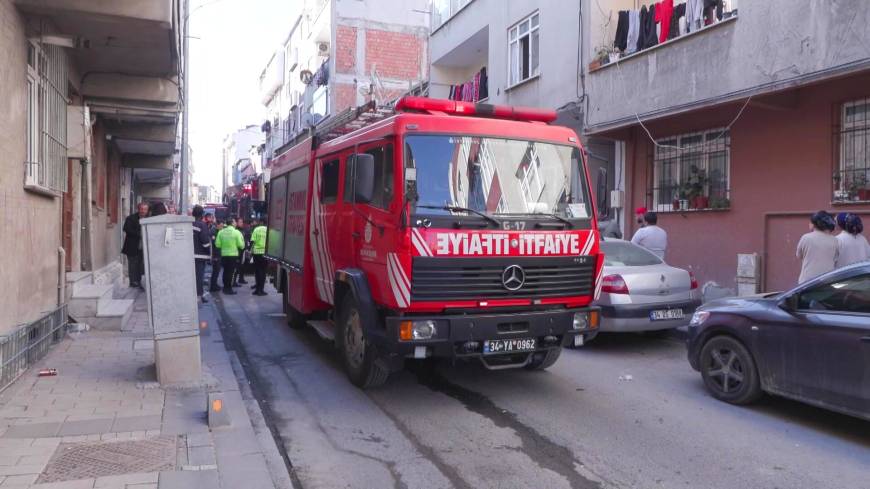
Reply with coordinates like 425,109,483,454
582,0,870,292
0,0,184,336
259,0,430,163
221,125,263,195
428,0,620,231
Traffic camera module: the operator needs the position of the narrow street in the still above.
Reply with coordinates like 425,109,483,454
214,287,870,489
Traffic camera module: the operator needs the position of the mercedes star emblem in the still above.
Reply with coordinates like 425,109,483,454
502,265,526,291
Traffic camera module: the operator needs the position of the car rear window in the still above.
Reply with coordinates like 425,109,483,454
601,241,662,267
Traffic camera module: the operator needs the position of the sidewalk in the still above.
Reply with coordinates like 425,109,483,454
0,291,293,489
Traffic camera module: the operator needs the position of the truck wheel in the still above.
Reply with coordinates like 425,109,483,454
525,347,562,370
336,295,388,388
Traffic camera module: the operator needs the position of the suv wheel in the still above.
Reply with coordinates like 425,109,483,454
699,335,762,405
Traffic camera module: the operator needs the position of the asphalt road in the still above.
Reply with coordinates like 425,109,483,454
214,286,870,489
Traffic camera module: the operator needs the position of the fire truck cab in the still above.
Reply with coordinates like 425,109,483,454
266,97,603,388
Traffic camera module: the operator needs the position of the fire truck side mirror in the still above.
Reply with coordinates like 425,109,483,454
352,153,376,204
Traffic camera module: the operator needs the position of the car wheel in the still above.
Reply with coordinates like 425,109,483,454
336,295,389,388
525,347,562,370
699,336,762,405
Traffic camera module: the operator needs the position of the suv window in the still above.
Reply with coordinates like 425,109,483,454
600,240,662,267
320,159,340,203
343,144,394,209
798,273,870,313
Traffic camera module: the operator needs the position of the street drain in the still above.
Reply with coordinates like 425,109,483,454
37,436,177,483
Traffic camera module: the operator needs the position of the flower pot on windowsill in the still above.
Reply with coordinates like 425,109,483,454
691,196,709,209
679,199,689,211
672,199,680,211
589,60,602,71
859,189,870,201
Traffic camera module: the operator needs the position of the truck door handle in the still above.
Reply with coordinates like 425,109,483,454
860,336,870,343
312,229,319,236
352,232,361,238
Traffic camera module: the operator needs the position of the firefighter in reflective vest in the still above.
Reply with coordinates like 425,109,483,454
250,218,268,296
214,217,245,295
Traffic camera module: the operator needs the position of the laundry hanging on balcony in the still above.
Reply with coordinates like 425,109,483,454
447,67,488,103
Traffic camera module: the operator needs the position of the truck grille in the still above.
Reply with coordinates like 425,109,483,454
411,256,596,302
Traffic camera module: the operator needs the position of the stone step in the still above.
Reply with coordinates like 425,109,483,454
307,320,335,342
66,271,94,297
77,299,135,331
68,284,115,318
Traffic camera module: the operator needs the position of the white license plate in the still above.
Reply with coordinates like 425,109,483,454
483,338,536,354
650,309,684,321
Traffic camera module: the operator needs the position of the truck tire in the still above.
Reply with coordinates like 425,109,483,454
336,294,389,388
282,277,305,329
525,347,562,370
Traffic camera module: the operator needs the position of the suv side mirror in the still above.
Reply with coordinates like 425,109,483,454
352,153,375,204
780,293,800,313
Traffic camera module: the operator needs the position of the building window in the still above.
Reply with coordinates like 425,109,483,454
834,98,870,202
25,42,68,195
508,12,540,87
432,0,473,30
651,129,730,211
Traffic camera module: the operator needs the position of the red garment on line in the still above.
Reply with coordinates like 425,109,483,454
655,0,674,44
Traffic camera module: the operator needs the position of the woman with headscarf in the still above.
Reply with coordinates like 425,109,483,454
796,211,838,283
149,202,168,216
835,213,870,268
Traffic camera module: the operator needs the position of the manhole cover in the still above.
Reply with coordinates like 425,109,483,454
38,436,177,483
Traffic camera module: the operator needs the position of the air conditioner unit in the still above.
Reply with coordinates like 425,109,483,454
317,42,330,57
67,105,91,160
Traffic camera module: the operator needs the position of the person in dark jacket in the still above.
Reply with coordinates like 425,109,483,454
191,205,212,304
122,202,149,288
208,218,224,292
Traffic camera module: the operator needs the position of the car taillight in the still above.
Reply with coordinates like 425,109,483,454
689,271,699,290
601,274,629,294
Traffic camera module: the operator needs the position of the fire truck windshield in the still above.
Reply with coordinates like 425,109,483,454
405,135,589,220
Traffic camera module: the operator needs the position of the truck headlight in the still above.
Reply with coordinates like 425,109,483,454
399,320,437,341
689,311,710,327
573,312,588,330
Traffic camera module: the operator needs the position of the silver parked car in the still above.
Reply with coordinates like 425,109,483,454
596,238,702,332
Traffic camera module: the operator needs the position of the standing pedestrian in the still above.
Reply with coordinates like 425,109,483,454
215,217,245,295
208,218,224,293
122,202,149,289
835,213,870,268
150,202,168,216
796,210,838,283
630,211,668,260
234,218,252,286
250,218,268,296
191,205,211,304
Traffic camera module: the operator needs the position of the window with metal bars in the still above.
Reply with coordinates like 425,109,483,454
834,98,870,203
24,41,68,195
649,128,731,212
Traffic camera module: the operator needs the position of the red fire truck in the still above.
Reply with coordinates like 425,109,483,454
266,97,603,387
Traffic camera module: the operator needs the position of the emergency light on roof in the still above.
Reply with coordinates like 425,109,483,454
395,96,558,124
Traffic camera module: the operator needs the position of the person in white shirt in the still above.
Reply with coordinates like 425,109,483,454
835,213,870,268
796,211,838,283
631,211,667,260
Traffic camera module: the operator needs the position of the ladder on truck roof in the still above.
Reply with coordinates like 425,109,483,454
276,101,396,155
312,101,396,147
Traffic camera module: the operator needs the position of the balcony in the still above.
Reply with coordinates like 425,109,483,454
432,0,474,32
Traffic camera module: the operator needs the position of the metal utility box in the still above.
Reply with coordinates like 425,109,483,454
140,214,201,385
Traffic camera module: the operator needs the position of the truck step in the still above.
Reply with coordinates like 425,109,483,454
307,320,336,341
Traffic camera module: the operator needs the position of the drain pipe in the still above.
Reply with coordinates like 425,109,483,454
58,247,66,306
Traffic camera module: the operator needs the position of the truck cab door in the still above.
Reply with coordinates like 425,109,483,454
346,142,400,306
310,156,348,305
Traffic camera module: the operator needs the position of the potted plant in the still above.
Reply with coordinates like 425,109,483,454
710,196,731,209
685,167,709,209
855,173,870,201
591,46,610,69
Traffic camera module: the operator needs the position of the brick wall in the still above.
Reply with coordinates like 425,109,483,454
334,82,358,113
335,25,357,74
364,29,424,80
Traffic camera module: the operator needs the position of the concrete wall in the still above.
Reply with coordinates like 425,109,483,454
429,0,583,111
0,0,63,334
583,0,870,132
618,72,870,293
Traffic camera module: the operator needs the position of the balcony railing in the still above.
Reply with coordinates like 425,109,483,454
432,0,474,31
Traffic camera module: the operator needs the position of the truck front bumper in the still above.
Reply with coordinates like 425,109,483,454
381,307,599,368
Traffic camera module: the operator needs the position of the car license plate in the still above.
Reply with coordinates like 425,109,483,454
483,338,536,354
649,309,684,321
